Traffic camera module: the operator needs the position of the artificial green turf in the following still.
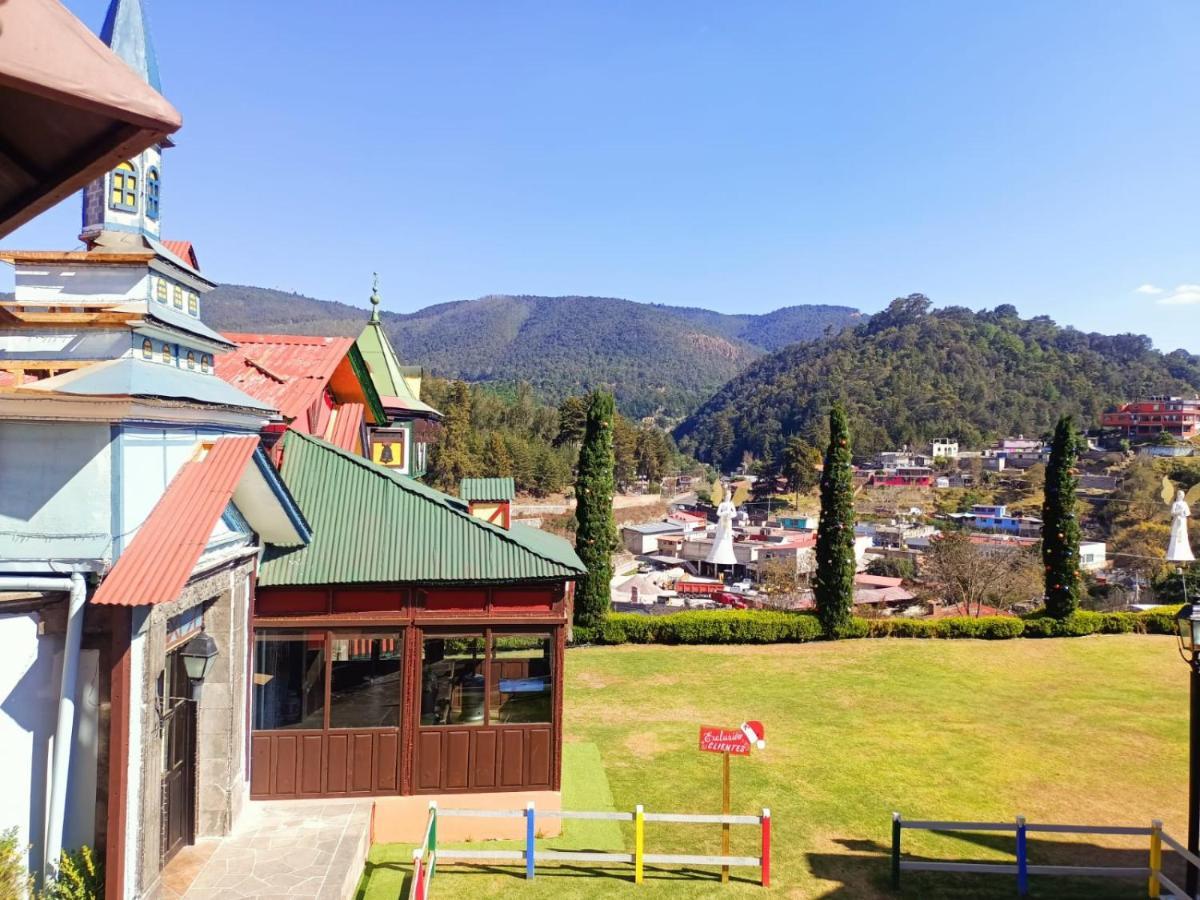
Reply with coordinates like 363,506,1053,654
359,636,1190,898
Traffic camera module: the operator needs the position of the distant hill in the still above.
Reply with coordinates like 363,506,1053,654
203,285,859,418
674,295,1200,464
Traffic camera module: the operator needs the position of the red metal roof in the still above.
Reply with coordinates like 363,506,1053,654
161,239,199,270
854,573,904,588
216,333,355,423
325,402,364,454
92,436,259,606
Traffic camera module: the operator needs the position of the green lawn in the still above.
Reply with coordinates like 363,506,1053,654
359,636,1190,899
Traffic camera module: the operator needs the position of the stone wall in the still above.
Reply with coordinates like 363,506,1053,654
130,556,254,899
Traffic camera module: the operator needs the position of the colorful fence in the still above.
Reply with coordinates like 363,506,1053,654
891,812,1199,896
408,801,770,898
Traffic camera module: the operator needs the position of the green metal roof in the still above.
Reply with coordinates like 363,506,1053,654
258,430,585,586
355,316,441,417
460,477,515,502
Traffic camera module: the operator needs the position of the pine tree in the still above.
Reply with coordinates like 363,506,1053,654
814,404,856,635
1042,415,1082,618
573,390,617,628
483,432,514,477
427,381,477,492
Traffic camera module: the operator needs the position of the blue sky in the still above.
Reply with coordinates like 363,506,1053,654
4,1,1198,351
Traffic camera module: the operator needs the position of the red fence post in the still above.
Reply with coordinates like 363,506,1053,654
761,808,771,888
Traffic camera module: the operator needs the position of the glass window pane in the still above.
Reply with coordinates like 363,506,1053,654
329,633,402,729
253,630,325,730
420,636,485,726
490,635,552,724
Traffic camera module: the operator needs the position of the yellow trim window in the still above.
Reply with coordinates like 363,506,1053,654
110,161,138,211
173,285,184,309
161,343,172,365
186,351,196,370
156,279,168,303
142,338,153,360
187,293,199,316
200,354,212,374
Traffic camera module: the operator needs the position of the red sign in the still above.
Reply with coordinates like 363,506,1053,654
699,726,752,755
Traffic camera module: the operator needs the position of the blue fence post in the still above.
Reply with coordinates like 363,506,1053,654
526,801,536,880
1016,815,1028,897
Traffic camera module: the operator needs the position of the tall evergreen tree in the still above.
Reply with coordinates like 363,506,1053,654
427,380,477,491
1042,415,1082,618
482,432,514,477
814,404,856,635
573,390,617,628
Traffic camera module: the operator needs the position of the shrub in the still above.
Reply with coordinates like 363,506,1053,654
572,610,824,645
43,845,103,900
567,605,1185,646
0,828,33,900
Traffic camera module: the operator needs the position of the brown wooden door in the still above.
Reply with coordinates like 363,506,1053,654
161,652,195,865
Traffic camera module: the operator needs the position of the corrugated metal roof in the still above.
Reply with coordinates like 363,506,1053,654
92,436,259,605
325,402,364,454
259,430,585,586
161,240,199,270
216,334,386,427
460,477,515,502
355,318,441,417
20,357,275,412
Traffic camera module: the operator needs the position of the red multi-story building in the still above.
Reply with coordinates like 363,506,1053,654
1101,396,1200,440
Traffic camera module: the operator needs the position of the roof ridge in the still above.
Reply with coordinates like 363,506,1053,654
226,332,348,346
243,356,288,384
283,429,578,571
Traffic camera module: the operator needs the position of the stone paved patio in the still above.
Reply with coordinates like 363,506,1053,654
177,799,373,899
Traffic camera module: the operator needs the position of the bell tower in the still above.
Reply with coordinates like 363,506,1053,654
81,0,165,244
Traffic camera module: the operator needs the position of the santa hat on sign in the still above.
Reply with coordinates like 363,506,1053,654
740,720,766,750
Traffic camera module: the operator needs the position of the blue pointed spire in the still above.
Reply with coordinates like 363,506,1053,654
100,0,162,91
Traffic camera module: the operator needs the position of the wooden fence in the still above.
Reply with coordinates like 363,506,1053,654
892,812,1200,896
408,801,770,898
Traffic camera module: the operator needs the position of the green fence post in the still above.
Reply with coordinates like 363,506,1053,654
891,812,902,890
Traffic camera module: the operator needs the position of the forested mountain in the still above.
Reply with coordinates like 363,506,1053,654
675,295,1200,466
202,285,859,418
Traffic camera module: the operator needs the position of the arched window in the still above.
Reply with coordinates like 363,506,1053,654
187,293,199,316
156,278,168,303
201,354,212,374
142,338,153,360
186,351,196,370
145,167,160,220
161,343,172,365
173,285,184,309
110,161,138,212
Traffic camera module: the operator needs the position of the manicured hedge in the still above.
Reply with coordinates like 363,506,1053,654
570,606,1182,646
575,610,824,645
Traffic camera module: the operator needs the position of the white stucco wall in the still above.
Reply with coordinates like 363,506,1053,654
116,427,220,556
0,614,99,878
0,422,113,565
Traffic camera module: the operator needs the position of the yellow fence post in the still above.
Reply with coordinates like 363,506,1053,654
635,804,645,884
1149,819,1162,898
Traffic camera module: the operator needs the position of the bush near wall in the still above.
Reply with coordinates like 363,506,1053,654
570,607,1183,646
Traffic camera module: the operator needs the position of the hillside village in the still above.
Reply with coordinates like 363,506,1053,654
2,3,1200,900
613,425,1200,618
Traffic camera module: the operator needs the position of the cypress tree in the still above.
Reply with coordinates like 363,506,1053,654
573,390,617,628
427,380,477,491
1042,415,1082,618
814,404,856,635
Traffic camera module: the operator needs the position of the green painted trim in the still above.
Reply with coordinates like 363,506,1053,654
347,343,389,425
